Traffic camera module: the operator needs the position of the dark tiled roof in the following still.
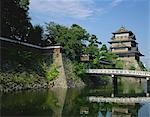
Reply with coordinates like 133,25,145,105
110,46,131,49
113,51,144,56
117,26,128,32
108,39,137,44
113,26,133,34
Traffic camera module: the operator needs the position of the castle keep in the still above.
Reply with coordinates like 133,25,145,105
109,27,144,70
109,26,143,61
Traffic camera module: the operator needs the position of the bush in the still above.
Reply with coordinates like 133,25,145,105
129,65,136,70
73,63,86,78
46,66,59,81
138,61,147,71
115,60,123,69
14,75,26,84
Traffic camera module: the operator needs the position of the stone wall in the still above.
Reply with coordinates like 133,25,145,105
119,57,141,70
50,51,67,88
118,57,145,94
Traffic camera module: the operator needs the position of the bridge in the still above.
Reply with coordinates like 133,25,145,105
86,69,150,97
86,69,150,78
88,96,150,103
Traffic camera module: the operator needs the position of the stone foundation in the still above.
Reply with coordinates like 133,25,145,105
119,57,141,70
118,57,145,94
50,52,67,88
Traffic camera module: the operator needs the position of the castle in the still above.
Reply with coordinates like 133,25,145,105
109,26,143,70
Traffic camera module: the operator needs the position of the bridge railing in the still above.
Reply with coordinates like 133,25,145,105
86,69,150,77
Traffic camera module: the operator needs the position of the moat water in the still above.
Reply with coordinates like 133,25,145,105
1,77,150,116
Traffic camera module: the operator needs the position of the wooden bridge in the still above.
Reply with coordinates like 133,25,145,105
86,69,150,97
88,96,150,103
86,69,150,78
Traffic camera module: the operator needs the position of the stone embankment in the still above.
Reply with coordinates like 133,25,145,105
88,96,150,103
1,79,49,93
1,83,48,93
51,52,67,88
0,72,58,93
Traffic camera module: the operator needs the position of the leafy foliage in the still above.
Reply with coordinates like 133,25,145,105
45,22,121,71
28,25,44,45
129,65,136,70
45,22,89,60
138,61,147,71
87,44,118,69
46,66,59,81
115,60,124,69
1,0,32,41
73,63,86,77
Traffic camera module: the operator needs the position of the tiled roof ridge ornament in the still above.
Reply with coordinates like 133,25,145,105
117,26,128,33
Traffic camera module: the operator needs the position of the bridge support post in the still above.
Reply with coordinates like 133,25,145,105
111,74,118,97
146,77,150,97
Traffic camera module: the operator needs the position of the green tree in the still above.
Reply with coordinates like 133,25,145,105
85,35,101,68
1,0,32,41
45,22,120,70
45,22,89,60
85,43,118,69
28,25,44,45
100,44,108,52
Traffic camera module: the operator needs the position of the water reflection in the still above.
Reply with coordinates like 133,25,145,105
62,88,150,117
83,75,146,97
1,76,150,116
98,103,141,117
1,88,67,116
1,89,54,116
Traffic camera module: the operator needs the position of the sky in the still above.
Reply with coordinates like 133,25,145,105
29,0,150,69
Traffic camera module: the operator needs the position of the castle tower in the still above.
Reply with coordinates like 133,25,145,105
109,26,143,62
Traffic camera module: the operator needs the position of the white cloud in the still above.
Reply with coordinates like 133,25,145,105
30,0,99,19
111,0,124,7
29,0,124,20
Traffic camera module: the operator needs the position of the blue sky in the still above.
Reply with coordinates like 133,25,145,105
29,0,150,69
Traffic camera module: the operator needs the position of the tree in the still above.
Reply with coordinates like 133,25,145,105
85,35,102,68
45,22,90,60
1,0,32,41
45,22,120,69
45,22,60,44
100,44,108,52
28,25,44,45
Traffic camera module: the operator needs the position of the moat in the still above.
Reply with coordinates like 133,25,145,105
1,76,150,117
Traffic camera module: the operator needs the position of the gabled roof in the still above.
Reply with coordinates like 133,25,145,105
112,26,133,35
117,26,128,32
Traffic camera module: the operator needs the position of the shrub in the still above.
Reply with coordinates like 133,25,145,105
115,60,123,69
129,65,136,70
73,63,86,78
46,66,59,81
138,61,147,71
